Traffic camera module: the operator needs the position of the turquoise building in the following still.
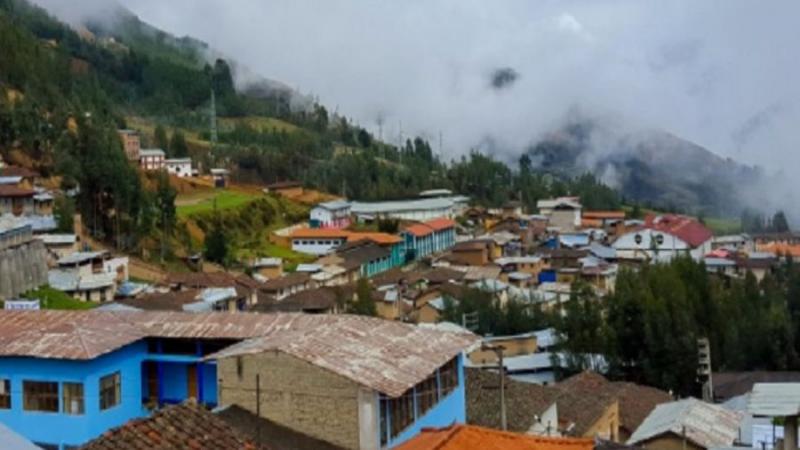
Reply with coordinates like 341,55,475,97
402,217,457,261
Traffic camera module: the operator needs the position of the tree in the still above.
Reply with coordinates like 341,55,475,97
772,210,791,233
154,125,169,150
350,278,377,316
155,172,177,261
54,195,75,233
357,128,372,148
169,129,189,158
204,214,228,266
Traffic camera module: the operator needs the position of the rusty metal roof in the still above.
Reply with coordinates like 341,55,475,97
205,314,477,397
0,311,477,397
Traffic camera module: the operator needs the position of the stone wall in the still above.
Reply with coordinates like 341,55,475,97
218,351,362,449
0,239,48,300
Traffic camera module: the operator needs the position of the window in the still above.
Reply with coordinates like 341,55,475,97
0,379,9,409
23,381,58,412
439,357,459,397
236,356,244,381
388,390,415,438
62,383,84,415
416,375,438,418
99,372,121,410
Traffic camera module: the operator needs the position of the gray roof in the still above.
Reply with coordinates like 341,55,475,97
39,234,77,245
0,420,41,450
140,149,165,157
628,398,742,449
748,383,800,417
315,200,350,210
48,270,115,291
57,251,107,265
350,197,453,214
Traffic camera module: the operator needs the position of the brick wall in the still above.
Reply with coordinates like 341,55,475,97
218,351,362,449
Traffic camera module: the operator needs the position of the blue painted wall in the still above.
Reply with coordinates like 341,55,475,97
0,340,221,449
0,341,149,449
386,354,466,448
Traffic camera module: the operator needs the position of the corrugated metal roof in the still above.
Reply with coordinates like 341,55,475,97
39,234,77,245
627,398,742,448
351,198,454,214
748,383,800,417
205,314,476,397
57,251,107,265
0,311,477,397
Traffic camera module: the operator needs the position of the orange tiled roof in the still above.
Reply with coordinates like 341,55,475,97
582,211,625,220
405,223,434,237
426,217,456,231
290,228,351,239
290,228,401,245
347,232,402,245
758,242,800,257
581,218,603,229
395,424,594,450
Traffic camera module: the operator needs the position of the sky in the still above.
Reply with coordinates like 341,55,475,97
33,0,800,173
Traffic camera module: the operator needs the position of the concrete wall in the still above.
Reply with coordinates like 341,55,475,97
218,351,362,449
0,238,47,300
639,434,704,450
582,400,619,441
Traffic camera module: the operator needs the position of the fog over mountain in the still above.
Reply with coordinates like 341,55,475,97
32,0,800,216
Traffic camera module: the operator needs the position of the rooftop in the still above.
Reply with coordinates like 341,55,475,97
139,148,165,157
0,310,476,397
57,250,107,265
748,382,800,417
314,199,350,210
81,402,265,450
215,405,345,450
395,424,594,450
351,197,454,214
627,398,741,449
0,184,35,197
644,214,713,248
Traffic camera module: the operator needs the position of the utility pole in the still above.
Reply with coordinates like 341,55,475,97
482,344,507,431
697,337,713,402
209,89,218,146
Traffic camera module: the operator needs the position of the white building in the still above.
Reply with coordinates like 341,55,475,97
310,200,351,229
164,158,192,177
351,197,456,222
613,215,713,262
537,197,582,231
139,149,165,171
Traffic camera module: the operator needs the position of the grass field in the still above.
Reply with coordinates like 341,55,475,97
22,286,96,310
219,116,300,133
176,190,260,218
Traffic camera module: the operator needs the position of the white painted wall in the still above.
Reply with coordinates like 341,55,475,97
613,229,694,261
292,238,345,255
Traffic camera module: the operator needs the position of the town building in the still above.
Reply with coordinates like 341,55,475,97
249,257,283,279
627,398,741,450
290,228,405,269
351,198,457,222
402,217,457,261
259,272,311,300
210,168,230,188
139,149,166,171
0,184,35,216
310,199,352,229
38,233,79,265
0,216,48,300
0,310,475,450
164,157,192,177
613,214,713,263
117,129,141,161
0,166,40,189
264,181,303,197
538,197,582,231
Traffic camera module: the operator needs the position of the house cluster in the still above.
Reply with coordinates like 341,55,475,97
0,309,475,449
117,129,197,178
0,165,57,232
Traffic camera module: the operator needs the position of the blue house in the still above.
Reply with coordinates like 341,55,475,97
402,217,456,262
0,310,474,449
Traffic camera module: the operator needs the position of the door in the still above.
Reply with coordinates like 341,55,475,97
144,361,158,406
187,365,198,400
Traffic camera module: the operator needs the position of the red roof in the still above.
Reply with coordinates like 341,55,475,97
404,217,455,237
583,211,625,220
395,424,594,450
405,223,434,237
426,217,456,231
0,185,35,198
644,214,713,248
